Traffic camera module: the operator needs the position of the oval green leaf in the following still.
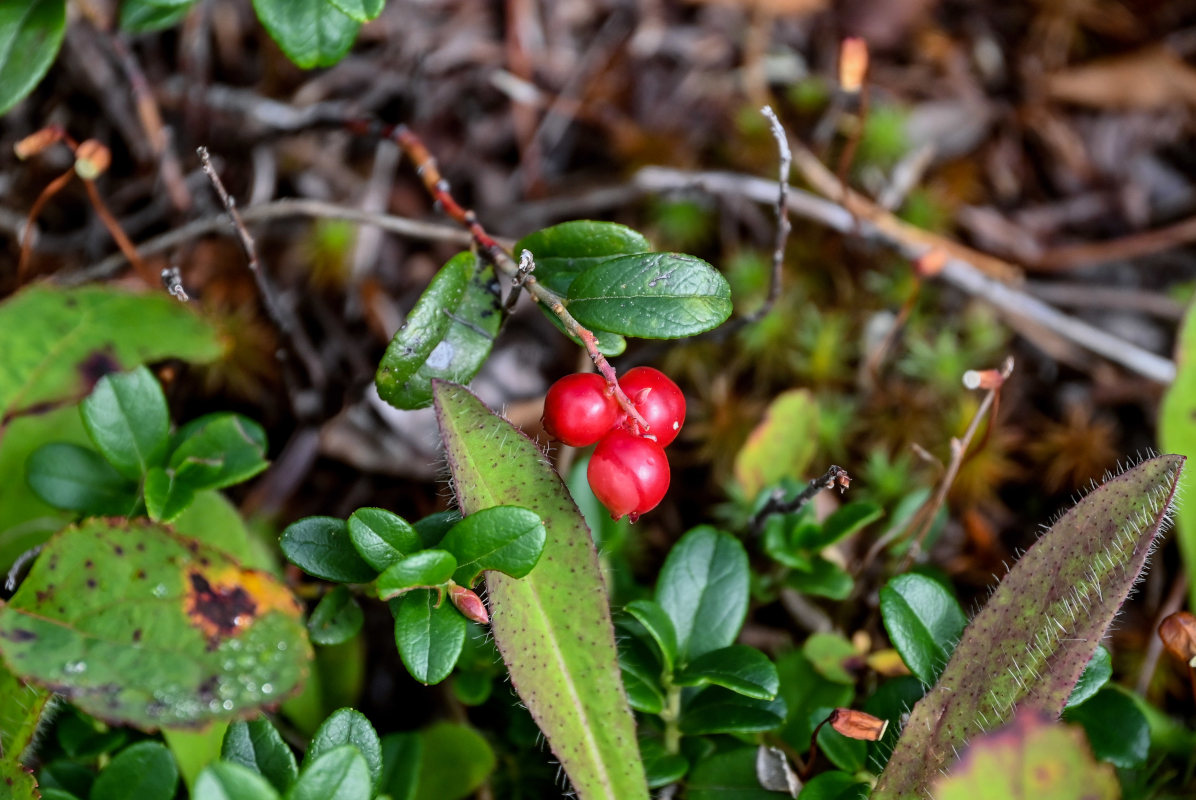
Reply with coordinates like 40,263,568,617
0,0,66,115
91,741,178,800
412,721,497,800
144,467,196,523
392,590,466,685
347,508,420,572
80,367,170,480
437,505,546,586
566,253,732,339
655,526,749,663
170,414,269,492
194,760,281,800
221,718,298,794
1063,686,1149,769
675,645,779,700
307,586,364,646
0,518,311,729
623,599,677,673
515,220,652,295
307,708,382,789
326,0,383,23
119,0,196,34
879,573,966,685
287,745,371,800
376,551,458,600
679,687,787,735
25,442,138,516
250,0,360,70
279,517,377,584
1064,645,1112,709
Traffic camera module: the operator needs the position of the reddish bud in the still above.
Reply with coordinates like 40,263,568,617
449,584,489,625
14,127,65,160
828,708,888,741
1159,611,1196,667
74,140,112,180
914,248,947,278
839,38,869,93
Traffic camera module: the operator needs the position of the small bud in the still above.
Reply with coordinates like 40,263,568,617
828,708,888,741
839,38,869,93
449,584,489,625
914,248,947,278
1159,611,1196,667
74,140,112,180
14,127,64,160
962,368,1005,391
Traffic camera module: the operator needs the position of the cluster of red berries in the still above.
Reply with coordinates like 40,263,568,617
542,367,685,522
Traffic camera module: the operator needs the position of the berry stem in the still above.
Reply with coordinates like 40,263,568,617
348,118,650,430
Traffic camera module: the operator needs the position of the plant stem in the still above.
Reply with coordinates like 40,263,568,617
660,675,683,755
346,119,649,429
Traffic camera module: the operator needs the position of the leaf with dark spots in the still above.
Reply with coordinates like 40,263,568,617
0,518,311,730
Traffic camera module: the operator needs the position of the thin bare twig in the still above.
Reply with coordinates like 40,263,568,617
344,119,650,431
743,105,790,324
198,147,326,391
631,165,1176,384
750,465,850,536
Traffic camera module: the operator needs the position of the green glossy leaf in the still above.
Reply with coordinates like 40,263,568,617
680,687,786,735
308,586,364,646
617,633,665,714
222,717,298,794
566,253,731,339
0,285,221,420
543,311,627,356
251,0,359,69
734,389,820,498
90,741,178,800
286,745,371,800
1064,646,1111,709
38,759,94,796
144,467,196,523
638,737,688,789
412,510,461,550
799,771,870,800
515,221,652,295
0,517,311,729
280,517,377,583
379,731,420,800
54,709,126,758
194,760,282,800
0,407,81,574
675,645,779,700
80,367,169,480
931,711,1117,800
875,456,1183,800
655,526,749,664
376,254,500,410
38,788,80,800
0,0,65,114
347,508,419,571
811,502,883,549
434,382,648,800
170,414,269,492
25,442,138,516
412,721,496,800
785,557,853,600
686,747,785,800
376,551,458,599
879,573,966,685
1063,686,1149,768
437,505,545,586
307,708,382,788
623,599,677,673
802,633,857,685
0,660,53,765
392,590,466,685
325,0,383,23
119,0,196,34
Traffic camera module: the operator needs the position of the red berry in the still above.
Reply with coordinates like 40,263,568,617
587,429,670,522
619,367,686,447
542,373,619,447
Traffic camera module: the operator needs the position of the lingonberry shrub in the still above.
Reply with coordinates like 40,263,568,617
618,366,686,446
587,428,671,522
542,372,620,446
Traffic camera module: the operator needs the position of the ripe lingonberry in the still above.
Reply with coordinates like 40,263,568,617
542,373,619,447
619,367,686,447
587,429,670,522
